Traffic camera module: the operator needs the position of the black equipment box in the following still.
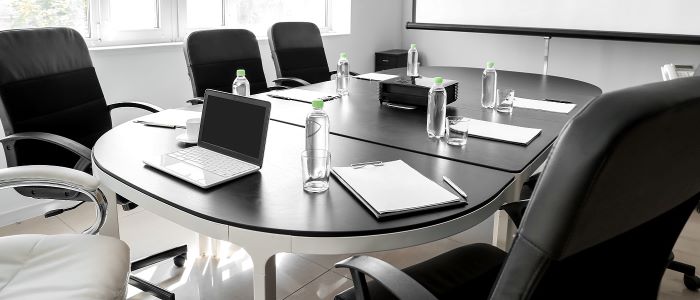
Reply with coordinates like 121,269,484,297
378,76,458,107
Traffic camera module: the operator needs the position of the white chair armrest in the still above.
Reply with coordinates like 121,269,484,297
0,166,106,235
0,165,99,192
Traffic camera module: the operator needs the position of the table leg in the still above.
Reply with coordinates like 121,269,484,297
250,251,276,300
99,185,120,239
493,175,522,250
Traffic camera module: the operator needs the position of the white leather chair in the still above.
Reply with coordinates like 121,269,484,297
0,165,130,300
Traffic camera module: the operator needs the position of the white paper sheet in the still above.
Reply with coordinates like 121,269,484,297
451,119,542,146
354,73,399,81
267,89,339,103
332,160,461,215
513,97,577,114
133,109,202,127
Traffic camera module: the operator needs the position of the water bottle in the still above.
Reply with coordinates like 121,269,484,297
232,69,250,96
305,99,330,152
481,61,497,108
407,44,419,77
336,52,349,96
427,77,447,138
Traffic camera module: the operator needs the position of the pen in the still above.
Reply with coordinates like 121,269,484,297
543,98,573,104
443,176,468,199
134,120,185,129
351,161,384,168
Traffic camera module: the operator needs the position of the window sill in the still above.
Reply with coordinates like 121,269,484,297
88,31,351,52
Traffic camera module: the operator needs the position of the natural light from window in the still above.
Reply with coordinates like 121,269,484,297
0,0,348,47
109,0,159,30
0,0,90,36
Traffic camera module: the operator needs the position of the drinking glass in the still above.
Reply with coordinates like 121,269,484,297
301,150,331,193
446,116,468,146
496,89,515,114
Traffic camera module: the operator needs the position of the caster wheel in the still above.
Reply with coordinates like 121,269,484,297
683,274,700,291
174,253,187,268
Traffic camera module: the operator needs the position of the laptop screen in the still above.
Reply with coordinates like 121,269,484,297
198,90,271,165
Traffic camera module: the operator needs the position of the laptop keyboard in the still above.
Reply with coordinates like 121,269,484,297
168,147,257,178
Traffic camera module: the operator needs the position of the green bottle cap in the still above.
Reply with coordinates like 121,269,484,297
236,69,246,77
410,43,416,49
312,99,324,109
486,61,495,68
340,52,348,59
434,77,444,84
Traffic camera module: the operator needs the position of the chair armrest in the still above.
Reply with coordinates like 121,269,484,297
0,132,91,163
268,86,290,91
0,165,99,191
107,101,164,113
500,199,530,228
186,97,204,105
329,71,360,76
335,256,438,300
0,165,107,234
273,77,310,87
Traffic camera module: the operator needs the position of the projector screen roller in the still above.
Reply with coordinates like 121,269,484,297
411,0,700,44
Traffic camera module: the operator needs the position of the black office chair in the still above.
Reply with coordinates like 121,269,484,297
183,29,303,104
334,76,700,299
0,27,186,300
267,22,358,86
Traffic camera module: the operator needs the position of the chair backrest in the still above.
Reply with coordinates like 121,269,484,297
490,77,700,299
267,22,330,84
184,29,269,97
0,28,112,168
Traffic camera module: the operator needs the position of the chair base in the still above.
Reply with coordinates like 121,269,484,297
129,245,188,299
117,194,139,211
668,253,700,291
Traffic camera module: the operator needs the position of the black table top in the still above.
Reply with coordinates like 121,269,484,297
255,66,602,173
93,120,513,237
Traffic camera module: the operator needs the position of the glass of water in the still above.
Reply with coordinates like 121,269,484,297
446,116,469,146
301,150,331,193
496,89,515,114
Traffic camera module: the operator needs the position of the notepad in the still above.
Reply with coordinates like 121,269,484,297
267,89,339,103
451,119,541,146
332,160,464,219
354,73,399,81
133,109,201,127
513,97,576,114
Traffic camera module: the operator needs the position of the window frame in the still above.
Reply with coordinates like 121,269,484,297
86,0,334,47
88,0,176,47
176,0,333,41
1,0,337,47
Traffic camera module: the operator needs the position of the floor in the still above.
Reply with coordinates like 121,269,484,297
0,202,698,300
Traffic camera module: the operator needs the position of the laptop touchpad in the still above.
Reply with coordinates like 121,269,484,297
166,162,206,181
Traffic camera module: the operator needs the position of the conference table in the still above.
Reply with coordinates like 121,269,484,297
255,66,602,246
92,66,601,299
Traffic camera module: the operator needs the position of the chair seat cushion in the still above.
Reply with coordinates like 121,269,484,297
0,234,130,300
336,243,506,300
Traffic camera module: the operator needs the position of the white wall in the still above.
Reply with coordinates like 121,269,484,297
0,0,406,223
402,4,700,93
92,0,405,124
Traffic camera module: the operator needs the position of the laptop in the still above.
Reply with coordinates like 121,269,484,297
144,89,271,188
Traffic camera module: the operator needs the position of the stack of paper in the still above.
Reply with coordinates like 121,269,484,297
332,160,464,219
451,119,541,146
513,97,576,114
354,73,399,81
133,109,202,127
267,89,339,103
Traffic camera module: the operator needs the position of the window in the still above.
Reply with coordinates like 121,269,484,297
180,0,332,38
0,0,91,37
0,0,343,47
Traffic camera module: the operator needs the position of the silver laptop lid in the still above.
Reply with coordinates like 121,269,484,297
198,89,272,167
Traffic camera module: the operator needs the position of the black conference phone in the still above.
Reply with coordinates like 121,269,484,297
378,76,458,108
